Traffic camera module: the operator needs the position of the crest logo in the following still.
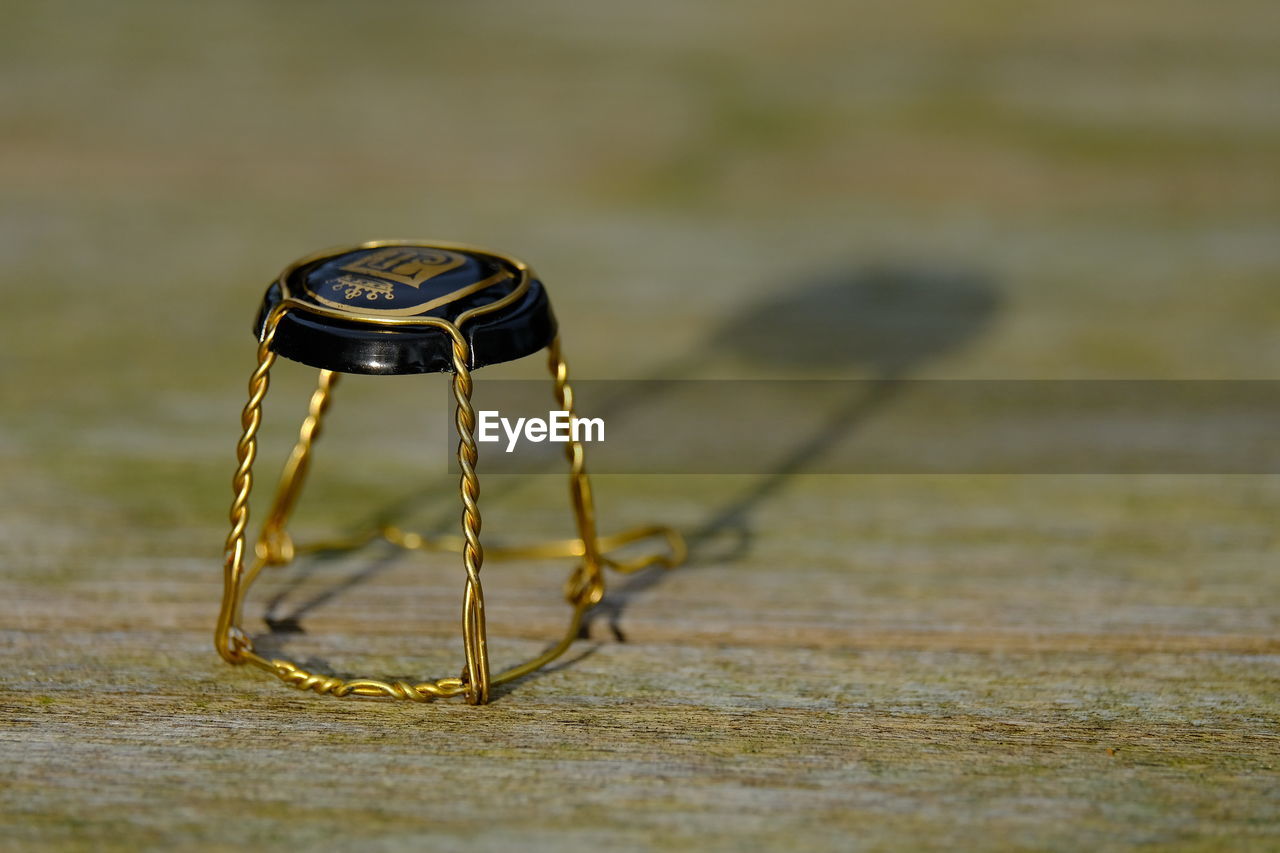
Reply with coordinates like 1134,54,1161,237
301,246,511,317
340,248,466,288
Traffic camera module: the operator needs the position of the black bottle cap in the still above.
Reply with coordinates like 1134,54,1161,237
254,243,556,375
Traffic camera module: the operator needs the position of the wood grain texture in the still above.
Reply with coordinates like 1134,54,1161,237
2,0,1279,849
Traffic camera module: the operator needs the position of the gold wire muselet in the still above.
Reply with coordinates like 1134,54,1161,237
215,241,685,705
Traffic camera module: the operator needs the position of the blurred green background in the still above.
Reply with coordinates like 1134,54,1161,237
5,0,1279,534
3,1,1279,849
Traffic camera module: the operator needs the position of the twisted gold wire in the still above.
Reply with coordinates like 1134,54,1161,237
548,337,605,608
215,309,282,663
242,651,466,701
256,369,339,566
448,331,490,705
380,521,684,568
215,314,493,701
236,369,340,599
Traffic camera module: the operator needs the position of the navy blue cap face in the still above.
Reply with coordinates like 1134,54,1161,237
298,246,513,320
256,243,557,376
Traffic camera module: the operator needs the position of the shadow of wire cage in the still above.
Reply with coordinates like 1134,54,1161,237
585,261,1001,635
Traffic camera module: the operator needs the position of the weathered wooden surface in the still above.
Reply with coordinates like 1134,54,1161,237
2,1,1279,850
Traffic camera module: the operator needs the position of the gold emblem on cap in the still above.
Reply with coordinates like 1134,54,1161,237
303,246,511,317
335,275,397,301
340,247,465,288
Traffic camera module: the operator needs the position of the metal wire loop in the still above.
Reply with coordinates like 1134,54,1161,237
215,302,684,703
